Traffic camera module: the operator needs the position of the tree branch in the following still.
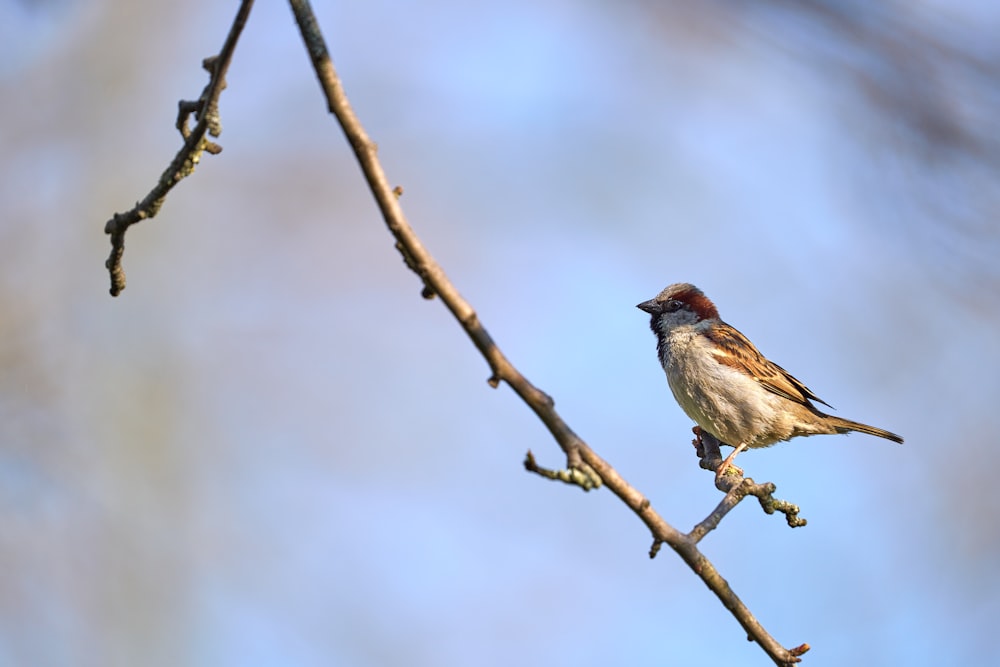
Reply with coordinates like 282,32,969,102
692,429,807,532
286,0,808,663
102,0,255,297
98,1,813,662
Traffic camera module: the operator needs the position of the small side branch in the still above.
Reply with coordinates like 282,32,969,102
102,0,255,296
693,428,807,530
524,450,601,491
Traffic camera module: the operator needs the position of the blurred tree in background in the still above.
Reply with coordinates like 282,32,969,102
0,1,996,665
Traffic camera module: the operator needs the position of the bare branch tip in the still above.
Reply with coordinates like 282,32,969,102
107,259,126,296
392,185,404,198
523,451,600,491
649,540,663,559
487,374,501,388
745,480,807,528
789,643,810,658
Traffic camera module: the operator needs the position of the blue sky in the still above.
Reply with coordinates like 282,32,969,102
1,1,998,666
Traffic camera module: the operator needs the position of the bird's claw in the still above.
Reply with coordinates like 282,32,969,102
714,460,744,485
713,442,748,485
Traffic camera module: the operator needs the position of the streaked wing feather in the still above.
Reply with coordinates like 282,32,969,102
705,322,833,409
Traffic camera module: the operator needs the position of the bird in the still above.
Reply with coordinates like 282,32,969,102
636,283,902,482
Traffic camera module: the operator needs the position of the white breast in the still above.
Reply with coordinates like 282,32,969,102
660,327,789,448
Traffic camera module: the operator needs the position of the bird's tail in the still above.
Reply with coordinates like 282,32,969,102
827,416,903,444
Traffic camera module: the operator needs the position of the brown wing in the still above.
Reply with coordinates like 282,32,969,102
704,321,833,409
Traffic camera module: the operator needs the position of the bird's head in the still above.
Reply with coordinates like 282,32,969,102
637,283,720,335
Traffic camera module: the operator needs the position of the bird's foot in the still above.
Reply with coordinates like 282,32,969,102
714,442,747,485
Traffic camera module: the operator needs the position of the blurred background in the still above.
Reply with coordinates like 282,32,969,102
1,0,998,665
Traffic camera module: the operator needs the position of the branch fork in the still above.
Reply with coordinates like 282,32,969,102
103,0,255,296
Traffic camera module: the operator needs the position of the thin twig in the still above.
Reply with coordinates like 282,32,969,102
102,0,255,297
694,429,808,531
286,0,806,663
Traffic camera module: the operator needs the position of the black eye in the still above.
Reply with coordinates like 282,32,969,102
665,299,683,313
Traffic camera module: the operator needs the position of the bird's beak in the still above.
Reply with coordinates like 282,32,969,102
636,299,661,315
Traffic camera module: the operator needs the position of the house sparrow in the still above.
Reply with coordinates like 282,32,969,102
637,283,902,481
